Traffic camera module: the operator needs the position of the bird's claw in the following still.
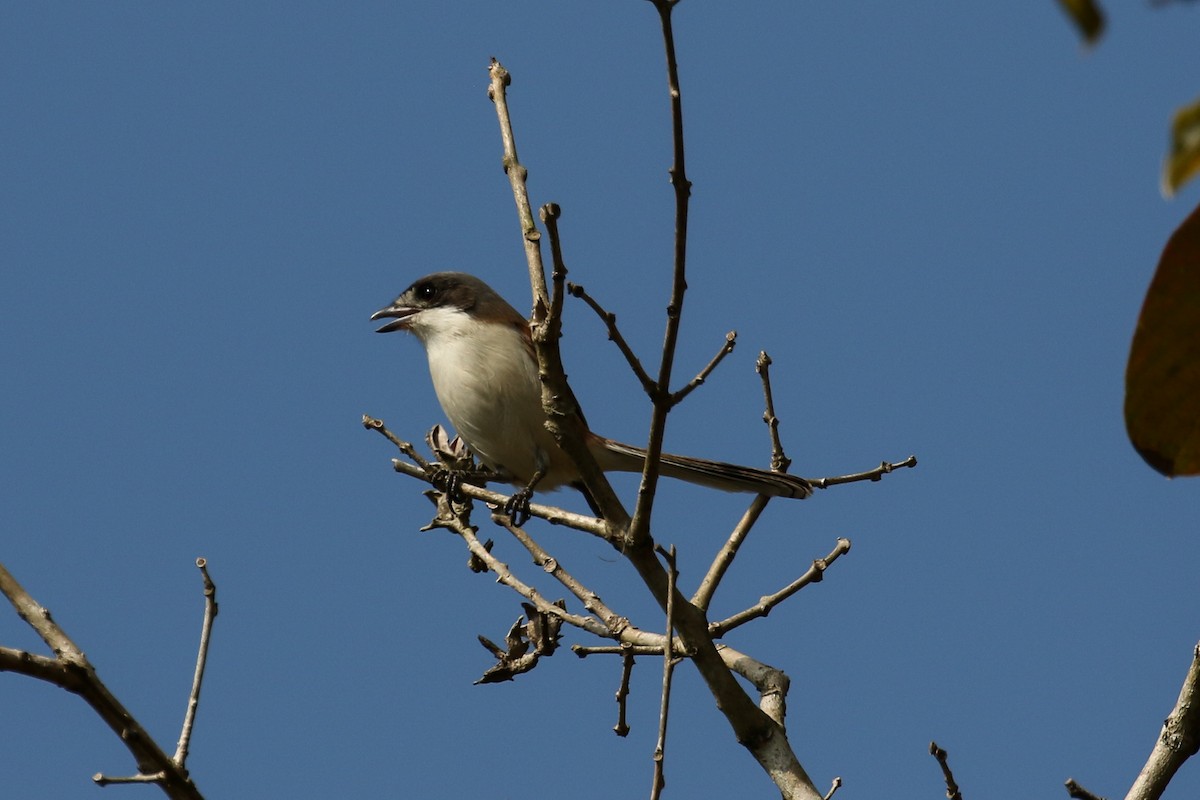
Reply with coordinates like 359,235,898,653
428,465,466,500
505,489,533,527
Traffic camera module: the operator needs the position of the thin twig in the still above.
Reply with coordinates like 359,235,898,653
628,0,693,549
692,495,771,612
615,644,635,737
437,512,611,639
692,353,796,611
757,352,792,472
366,413,612,540
930,741,964,800
806,455,918,489
487,58,547,311
174,558,217,766
823,777,843,800
568,281,657,395
0,562,205,800
542,203,567,324
485,61,629,532
574,643,677,658
1064,779,1106,800
361,414,433,471
494,513,626,634
650,545,679,800
669,330,737,406
709,538,851,637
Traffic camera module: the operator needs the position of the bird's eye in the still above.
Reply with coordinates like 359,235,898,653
416,282,437,301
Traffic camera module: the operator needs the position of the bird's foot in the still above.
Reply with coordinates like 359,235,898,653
427,464,468,500
504,488,533,527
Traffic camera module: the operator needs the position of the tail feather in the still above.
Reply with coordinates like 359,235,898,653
595,438,812,499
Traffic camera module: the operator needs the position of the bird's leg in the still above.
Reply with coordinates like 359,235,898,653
505,467,545,527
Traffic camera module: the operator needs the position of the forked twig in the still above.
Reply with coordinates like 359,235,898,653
628,0,694,549
494,513,626,634
693,353,795,611
0,561,208,800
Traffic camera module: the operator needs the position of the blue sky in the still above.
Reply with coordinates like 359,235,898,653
3,2,1199,798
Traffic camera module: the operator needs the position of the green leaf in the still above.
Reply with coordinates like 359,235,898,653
1163,97,1200,198
1125,200,1200,476
1056,0,1105,44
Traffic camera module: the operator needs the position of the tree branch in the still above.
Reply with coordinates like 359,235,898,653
568,281,657,396
669,331,737,406
0,562,206,800
1122,642,1200,800
173,558,217,766
930,741,964,800
709,538,852,638
806,455,918,489
486,58,547,312
628,0,694,550
650,545,679,800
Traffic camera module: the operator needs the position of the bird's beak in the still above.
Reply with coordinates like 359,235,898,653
370,303,418,333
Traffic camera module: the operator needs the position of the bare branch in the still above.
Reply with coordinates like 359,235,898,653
709,538,851,638
173,558,218,766
628,0,694,550
493,513,627,633
823,777,843,800
568,281,657,395
650,545,679,800
692,495,771,612
756,352,792,472
361,414,433,471
1065,779,1106,800
364,414,612,540
0,562,205,800
486,57,547,311
806,455,918,489
574,643,677,658
541,203,567,325
1123,641,1200,800
717,645,790,726
433,510,611,639
930,741,964,800
614,644,636,737
485,61,629,532
693,354,798,612
670,331,737,406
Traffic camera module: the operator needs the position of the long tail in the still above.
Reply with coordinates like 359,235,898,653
594,438,812,499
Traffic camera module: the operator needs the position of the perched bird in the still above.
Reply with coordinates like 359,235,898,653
372,272,812,516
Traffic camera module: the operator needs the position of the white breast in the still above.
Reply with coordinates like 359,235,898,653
409,307,566,486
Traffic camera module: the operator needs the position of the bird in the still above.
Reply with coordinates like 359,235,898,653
371,272,812,518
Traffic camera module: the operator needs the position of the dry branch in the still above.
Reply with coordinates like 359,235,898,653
0,561,212,800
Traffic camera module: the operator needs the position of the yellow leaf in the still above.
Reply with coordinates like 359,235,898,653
1163,97,1200,198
